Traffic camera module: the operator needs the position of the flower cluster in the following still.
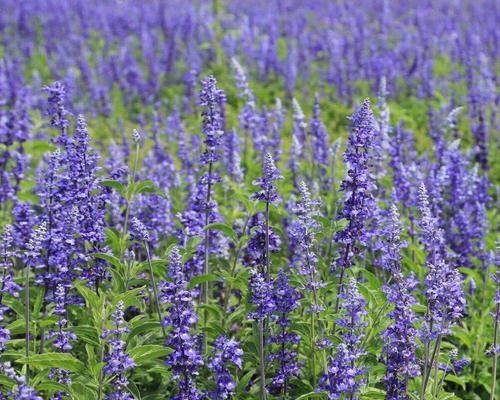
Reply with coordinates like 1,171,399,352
207,336,243,399
380,206,420,399
269,270,301,394
102,301,136,400
161,247,203,399
319,278,367,399
334,99,377,271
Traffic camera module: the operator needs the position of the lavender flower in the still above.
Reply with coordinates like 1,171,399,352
269,270,301,395
248,269,276,321
43,81,70,146
0,225,21,299
381,206,420,400
288,182,324,312
319,278,367,399
333,99,376,313
130,217,150,242
49,284,76,352
310,95,329,183
102,301,135,400
224,128,244,182
199,75,225,166
208,336,243,399
0,362,43,400
161,247,203,400
252,153,283,205
418,185,465,338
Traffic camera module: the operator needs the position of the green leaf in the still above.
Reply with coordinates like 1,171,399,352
295,392,324,399
73,326,100,346
100,180,125,194
17,353,85,373
205,223,238,242
188,273,220,289
129,345,172,366
93,253,123,269
129,320,161,339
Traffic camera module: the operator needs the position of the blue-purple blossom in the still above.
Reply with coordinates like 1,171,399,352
0,362,43,400
248,270,276,321
44,81,70,146
418,184,465,340
130,217,150,242
288,181,324,313
381,206,420,400
252,153,283,204
208,336,243,399
334,99,377,272
269,269,301,394
310,94,329,177
161,247,203,400
199,75,225,166
102,301,135,400
319,278,367,399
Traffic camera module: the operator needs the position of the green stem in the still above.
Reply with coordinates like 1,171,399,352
202,160,213,353
491,302,499,400
431,338,442,399
24,264,30,384
144,242,166,338
223,214,251,314
258,319,267,400
122,143,140,246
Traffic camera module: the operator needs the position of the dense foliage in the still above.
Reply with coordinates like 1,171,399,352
0,1,498,399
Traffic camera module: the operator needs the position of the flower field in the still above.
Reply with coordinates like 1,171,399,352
0,1,498,399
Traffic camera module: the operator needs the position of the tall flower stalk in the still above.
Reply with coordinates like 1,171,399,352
199,76,225,349
288,181,324,382
24,222,47,383
160,246,203,399
319,278,367,399
418,184,465,398
333,99,376,314
490,244,500,400
102,300,135,399
381,206,420,399
130,217,166,337
250,152,283,400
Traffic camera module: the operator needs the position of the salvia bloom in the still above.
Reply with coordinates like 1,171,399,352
130,217,150,242
161,247,203,400
102,301,135,400
0,225,21,299
199,75,225,166
319,278,367,399
43,81,70,145
242,213,281,270
310,94,330,172
252,153,283,204
269,269,301,394
25,222,47,267
381,206,420,400
223,128,244,182
49,284,76,352
0,362,43,400
207,336,243,399
334,99,377,272
418,184,465,340
248,269,276,321
233,59,260,153
288,181,324,312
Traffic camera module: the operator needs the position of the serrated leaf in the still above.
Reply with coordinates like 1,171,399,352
129,345,172,366
17,353,85,373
